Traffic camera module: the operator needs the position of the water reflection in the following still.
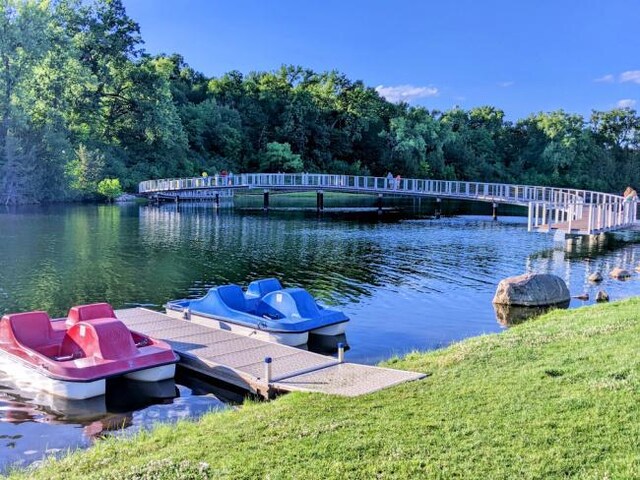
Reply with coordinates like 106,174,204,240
493,301,571,326
2,200,640,467
0,368,228,471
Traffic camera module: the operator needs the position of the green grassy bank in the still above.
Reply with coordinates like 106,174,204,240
12,299,640,479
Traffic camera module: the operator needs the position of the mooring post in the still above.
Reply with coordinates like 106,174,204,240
377,193,383,214
492,202,498,221
262,356,273,399
337,343,345,363
317,190,324,213
214,192,220,209
264,356,272,383
435,198,441,219
263,189,269,211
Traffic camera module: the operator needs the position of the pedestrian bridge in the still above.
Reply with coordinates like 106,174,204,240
138,173,638,236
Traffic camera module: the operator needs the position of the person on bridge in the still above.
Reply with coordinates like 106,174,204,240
395,174,402,189
386,172,393,189
623,186,637,203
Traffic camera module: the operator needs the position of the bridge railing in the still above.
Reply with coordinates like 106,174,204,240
139,173,624,206
139,173,632,234
527,200,637,234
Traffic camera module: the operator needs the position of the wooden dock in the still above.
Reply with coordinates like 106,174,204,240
116,308,425,398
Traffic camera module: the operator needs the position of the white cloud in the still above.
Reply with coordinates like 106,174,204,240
616,99,636,108
498,81,514,88
594,74,615,83
375,84,439,103
620,70,640,84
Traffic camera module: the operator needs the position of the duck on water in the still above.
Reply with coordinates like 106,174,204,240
165,278,350,347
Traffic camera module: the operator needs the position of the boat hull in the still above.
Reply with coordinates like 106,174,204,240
0,354,105,400
165,309,309,347
0,353,177,399
125,363,176,382
311,321,348,336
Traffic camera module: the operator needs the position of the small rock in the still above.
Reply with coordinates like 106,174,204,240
609,267,631,280
596,290,610,302
573,293,589,300
635,265,640,273
115,193,138,203
493,273,570,307
588,272,603,283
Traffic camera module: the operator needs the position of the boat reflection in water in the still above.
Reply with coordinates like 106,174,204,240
0,368,229,471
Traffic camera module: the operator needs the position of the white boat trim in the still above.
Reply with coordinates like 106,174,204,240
311,321,347,336
0,354,105,400
125,363,176,382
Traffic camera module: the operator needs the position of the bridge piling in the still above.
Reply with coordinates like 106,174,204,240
377,193,383,214
263,189,269,211
435,198,441,219
317,190,324,212
492,202,498,221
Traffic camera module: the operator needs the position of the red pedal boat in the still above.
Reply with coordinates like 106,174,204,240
0,303,178,400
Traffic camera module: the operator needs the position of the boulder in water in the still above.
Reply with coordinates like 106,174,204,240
492,273,570,307
609,268,631,280
596,290,610,303
588,272,603,283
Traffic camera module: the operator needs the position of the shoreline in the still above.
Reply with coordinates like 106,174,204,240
9,297,640,479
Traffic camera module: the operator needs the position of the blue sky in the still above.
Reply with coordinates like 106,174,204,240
124,0,639,119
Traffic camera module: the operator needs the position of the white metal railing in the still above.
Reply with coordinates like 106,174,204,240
138,173,635,235
527,200,637,235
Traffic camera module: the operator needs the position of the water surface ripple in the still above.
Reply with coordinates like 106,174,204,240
2,200,640,469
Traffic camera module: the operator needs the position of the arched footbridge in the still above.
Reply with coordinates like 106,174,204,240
138,173,638,237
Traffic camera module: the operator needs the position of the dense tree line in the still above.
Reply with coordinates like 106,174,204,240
1,0,639,204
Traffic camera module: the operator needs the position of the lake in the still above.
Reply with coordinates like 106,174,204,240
2,194,640,470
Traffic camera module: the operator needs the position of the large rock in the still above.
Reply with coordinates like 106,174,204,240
588,272,603,283
609,268,631,280
492,273,570,307
596,290,610,303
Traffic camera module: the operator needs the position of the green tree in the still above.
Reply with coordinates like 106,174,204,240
97,177,122,201
67,144,105,196
259,142,303,172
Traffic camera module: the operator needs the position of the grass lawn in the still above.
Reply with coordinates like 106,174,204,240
12,299,640,479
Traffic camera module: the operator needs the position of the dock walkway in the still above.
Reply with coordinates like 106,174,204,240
117,308,424,398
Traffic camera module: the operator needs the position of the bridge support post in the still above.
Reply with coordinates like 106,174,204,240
377,193,383,214
317,190,324,212
492,202,498,221
214,193,220,209
435,198,441,219
263,189,269,211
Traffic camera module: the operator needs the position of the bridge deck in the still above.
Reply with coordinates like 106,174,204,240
116,308,425,398
139,173,637,236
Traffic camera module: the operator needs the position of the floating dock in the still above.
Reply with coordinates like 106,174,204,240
116,308,424,398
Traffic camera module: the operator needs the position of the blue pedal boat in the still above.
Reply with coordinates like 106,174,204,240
165,279,349,346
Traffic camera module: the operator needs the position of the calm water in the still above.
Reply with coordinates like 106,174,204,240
2,196,640,469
